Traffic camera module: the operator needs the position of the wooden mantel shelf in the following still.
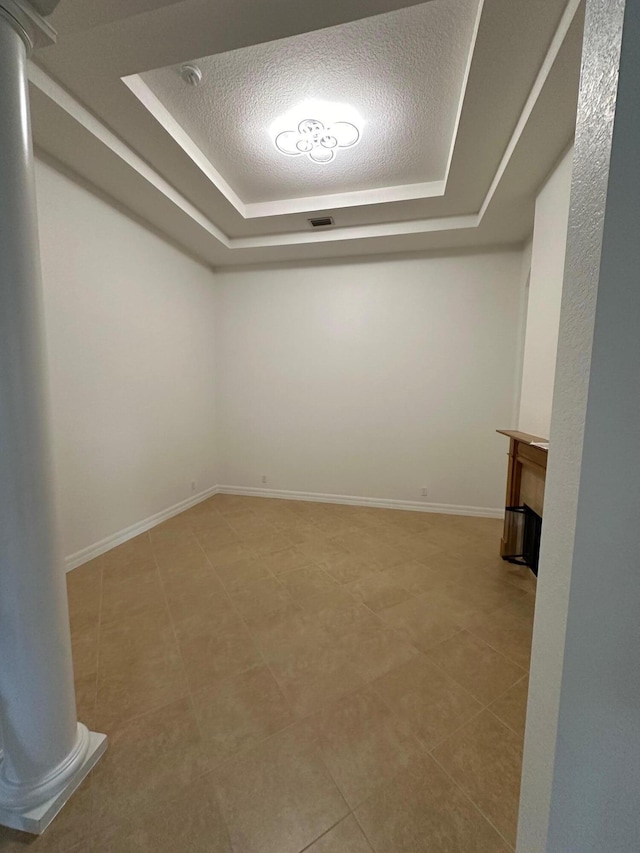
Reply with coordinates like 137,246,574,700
497,428,549,558
496,429,548,446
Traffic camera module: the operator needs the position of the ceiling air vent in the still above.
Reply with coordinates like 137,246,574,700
308,216,335,228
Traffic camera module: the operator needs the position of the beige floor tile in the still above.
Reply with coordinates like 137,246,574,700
198,539,252,569
100,534,153,570
345,622,419,682
386,559,447,594
313,688,419,808
279,658,366,719
92,781,231,852
355,751,510,853
70,623,99,679
425,630,526,705
75,671,98,729
162,571,231,628
66,561,102,634
319,552,380,584
466,602,534,669
100,551,158,586
346,571,414,612
179,616,262,692
170,598,239,645
263,545,315,574
400,536,445,562
211,722,348,853
360,543,411,570
489,675,529,736
229,575,294,620
432,710,523,847
243,531,294,555
101,568,167,626
60,496,534,851
318,602,383,641
92,699,211,831
372,656,483,749
95,659,188,731
241,599,304,642
148,516,192,542
482,557,538,594
378,593,462,653
305,815,373,852
297,539,352,565
152,541,211,580
297,587,358,615
96,612,188,729
428,580,525,627
0,779,92,853
192,665,294,764
213,555,271,591
278,566,341,601
98,606,176,662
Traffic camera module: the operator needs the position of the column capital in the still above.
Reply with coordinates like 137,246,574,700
0,0,57,52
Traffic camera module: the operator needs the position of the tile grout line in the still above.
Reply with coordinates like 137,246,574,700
150,513,237,853
429,750,517,852
188,515,305,733
190,505,374,846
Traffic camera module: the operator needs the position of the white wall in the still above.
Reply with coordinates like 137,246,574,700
518,147,574,437
214,250,524,513
35,159,218,561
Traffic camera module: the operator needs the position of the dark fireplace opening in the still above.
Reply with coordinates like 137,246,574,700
502,504,542,576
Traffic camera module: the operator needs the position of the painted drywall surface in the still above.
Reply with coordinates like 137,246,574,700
35,158,218,558
518,146,574,438
544,0,640,847
511,238,533,427
517,1,627,849
214,250,523,512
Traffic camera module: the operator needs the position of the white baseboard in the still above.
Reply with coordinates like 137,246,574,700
64,483,503,572
216,485,504,519
64,485,218,571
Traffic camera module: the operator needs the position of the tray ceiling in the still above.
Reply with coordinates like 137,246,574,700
29,0,584,267
129,1,479,215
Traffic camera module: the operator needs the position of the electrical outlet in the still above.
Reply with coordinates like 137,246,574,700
261,475,267,484
420,487,428,497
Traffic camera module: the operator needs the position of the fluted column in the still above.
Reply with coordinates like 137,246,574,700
0,0,106,834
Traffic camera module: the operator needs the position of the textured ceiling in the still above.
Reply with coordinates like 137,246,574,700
138,1,479,204
28,0,583,266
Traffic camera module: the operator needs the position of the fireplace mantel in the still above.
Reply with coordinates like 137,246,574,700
497,429,548,558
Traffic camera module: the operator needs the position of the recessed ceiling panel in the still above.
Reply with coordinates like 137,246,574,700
135,0,480,207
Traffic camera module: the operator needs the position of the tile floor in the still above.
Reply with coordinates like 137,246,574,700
0,495,536,852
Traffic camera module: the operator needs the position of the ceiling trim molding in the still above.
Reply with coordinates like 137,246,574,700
442,0,485,189
479,0,582,220
28,62,231,247
121,72,248,217
118,0,487,221
28,0,580,254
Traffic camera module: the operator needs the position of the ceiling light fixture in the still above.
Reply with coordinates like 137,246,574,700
270,101,363,165
275,118,359,164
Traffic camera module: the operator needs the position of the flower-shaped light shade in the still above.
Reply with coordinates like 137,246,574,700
275,118,360,164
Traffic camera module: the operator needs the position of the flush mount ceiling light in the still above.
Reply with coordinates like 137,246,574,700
275,118,359,164
271,101,362,164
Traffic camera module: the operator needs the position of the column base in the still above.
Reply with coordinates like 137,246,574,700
0,730,107,835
